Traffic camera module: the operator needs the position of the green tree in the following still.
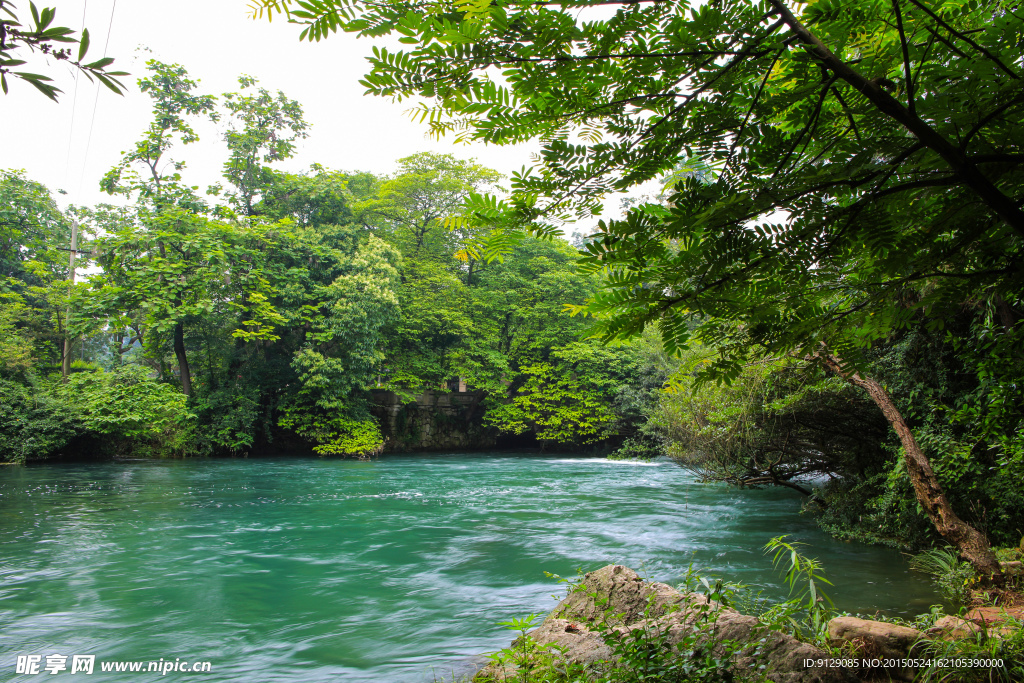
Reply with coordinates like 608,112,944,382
98,60,220,394
101,60,217,212
0,0,127,100
258,166,376,227
0,169,78,369
0,169,71,283
276,234,402,455
221,76,309,216
82,208,286,396
356,152,501,277
484,340,637,446
255,0,1023,576
656,344,887,498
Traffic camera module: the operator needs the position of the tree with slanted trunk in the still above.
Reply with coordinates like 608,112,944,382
254,0,1024,578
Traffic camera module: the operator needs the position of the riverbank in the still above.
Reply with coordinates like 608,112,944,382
470,564,1024,683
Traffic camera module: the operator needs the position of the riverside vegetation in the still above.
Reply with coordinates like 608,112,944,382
3,0,1024,678
470,539,1024,683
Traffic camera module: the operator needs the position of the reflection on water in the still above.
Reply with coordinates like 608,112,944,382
0,454,941,681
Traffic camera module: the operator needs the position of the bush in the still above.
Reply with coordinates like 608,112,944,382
0,377,78,463
0,367,194,461
915,615,1024,683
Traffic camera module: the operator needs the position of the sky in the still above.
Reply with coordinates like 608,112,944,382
4,0,602,223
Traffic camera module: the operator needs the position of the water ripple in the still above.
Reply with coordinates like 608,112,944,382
0,453,941,682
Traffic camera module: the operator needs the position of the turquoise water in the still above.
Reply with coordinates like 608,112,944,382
0,454,941,681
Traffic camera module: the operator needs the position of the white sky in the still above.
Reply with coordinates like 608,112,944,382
5,0,632,227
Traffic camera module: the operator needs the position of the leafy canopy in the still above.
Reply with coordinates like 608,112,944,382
252,0,1024,380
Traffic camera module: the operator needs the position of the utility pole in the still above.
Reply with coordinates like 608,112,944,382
61,220,79,382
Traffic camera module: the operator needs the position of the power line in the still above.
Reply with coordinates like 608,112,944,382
63,0,89,194
77,0,118,204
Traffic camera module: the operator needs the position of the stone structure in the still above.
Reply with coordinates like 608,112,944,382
369,388,497,451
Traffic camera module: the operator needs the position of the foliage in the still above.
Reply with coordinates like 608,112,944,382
0,375,77,462
909,547,977,607
763,535,834,636
0,364,193,462
86,209,287,341
0,0,127,100
481,594,742,683
258,166,374,227
804,322,1024,550
0,169,72,282
486,614,558,683
221,75,309,215
592,598,736,683
871,323,1024,546
3,55,656,460
0,169,76,368
277,412,384,457
355,152,501,266
484,341,635,446
274,234,401,455
656,345,887,493
101,60,217,213
914,615,1024,683
257,0,1024,374
54,365,188,440
0,290,34,372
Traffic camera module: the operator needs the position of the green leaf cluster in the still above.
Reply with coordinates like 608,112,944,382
0,0,128,100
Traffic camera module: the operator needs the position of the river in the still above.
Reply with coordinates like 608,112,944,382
0,453,942,681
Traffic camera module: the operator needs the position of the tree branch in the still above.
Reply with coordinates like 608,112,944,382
905,0,1019,79
891,0,916,116
766,0,1024,238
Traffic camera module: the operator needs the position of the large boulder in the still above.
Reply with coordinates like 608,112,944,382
475,564,859,682
826,616,923,682
826,617,922,659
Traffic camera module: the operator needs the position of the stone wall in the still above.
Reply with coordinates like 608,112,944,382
369,389,498,452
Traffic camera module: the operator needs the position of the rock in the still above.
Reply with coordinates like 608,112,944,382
475,564,859,683
963,605,1024,627
826,617,923,682
925,615,982,640
1000,560,1023,575
827,617,922,658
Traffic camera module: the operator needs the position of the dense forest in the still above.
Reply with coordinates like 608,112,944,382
3,0,1023,575
1,61,651,460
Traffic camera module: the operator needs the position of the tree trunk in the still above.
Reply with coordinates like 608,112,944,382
174,322,192,397
822,354,1004,581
